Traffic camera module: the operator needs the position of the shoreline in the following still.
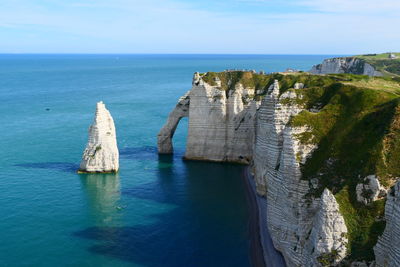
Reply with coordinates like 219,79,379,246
243,168,266,267
242,167,286,267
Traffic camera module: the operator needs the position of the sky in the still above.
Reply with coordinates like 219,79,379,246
0,0,399,54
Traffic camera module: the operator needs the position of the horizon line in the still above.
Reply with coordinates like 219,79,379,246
0,52,350,56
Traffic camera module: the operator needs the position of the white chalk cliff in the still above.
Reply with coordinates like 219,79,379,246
252,80,347,266
158,72,260,164
79,101,119,173
310,57,382,77
185,73,259,164
160,73,349,265
374,181,400,266
308,189,348,266
158,91,190,154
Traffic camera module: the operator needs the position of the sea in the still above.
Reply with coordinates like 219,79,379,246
0,54,335,267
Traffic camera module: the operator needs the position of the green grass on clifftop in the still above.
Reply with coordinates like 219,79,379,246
356,52,400,60
201,71,273,93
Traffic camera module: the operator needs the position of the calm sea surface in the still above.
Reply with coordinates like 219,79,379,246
0,54,335,266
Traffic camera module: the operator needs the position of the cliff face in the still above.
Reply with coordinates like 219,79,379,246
252,80,303,196
184,72,260,164
159,71,400,266
252,78,348,266
374,181,400,266
79,101,119,173
310,57,383,77
158,72,260,164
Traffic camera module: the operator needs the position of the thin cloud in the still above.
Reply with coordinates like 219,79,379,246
236,0,400,14
300,0,400,14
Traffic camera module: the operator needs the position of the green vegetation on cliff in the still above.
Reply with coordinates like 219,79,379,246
202,70,400,262
286,74,400,261
202,71,272,93
356,52,400,60
355,53,400,77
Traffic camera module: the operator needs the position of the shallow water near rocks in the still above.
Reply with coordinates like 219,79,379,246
0,54,333,266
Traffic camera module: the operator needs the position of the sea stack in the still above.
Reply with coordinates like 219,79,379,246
79,101,119,173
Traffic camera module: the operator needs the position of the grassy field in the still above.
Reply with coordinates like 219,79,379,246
356,52,400,60
343,78,400,95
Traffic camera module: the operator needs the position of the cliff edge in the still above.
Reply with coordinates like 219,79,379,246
310,53,400,78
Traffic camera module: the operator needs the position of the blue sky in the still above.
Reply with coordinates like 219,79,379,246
0,0,399,54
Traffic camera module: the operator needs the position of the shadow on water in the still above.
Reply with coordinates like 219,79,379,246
14,162,79,173
121,153,179,204
119,146,185,161
157,153,174,166
12,146,179,174
74,147,251,267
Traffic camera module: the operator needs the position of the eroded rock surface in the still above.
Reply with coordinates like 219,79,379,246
159,72,261,163
374,181,400,266
184,74,261,164
252,83,347,266
79,101,119,173
157,91,190,154
356,175,387,205
252,80,303,196
307,189,348,266
310,57,382,76
294,82,304,89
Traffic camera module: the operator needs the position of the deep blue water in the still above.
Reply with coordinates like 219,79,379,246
0,54,335,266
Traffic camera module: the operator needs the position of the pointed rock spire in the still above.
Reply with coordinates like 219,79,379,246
309,188,348,265
79,101,119,173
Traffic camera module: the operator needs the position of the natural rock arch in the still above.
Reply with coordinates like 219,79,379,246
157,91,190,154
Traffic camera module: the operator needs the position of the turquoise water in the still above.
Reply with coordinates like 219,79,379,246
0,54,333,266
